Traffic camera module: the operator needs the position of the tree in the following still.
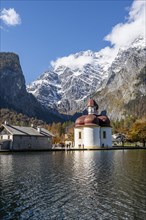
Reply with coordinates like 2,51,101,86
128,119,146,147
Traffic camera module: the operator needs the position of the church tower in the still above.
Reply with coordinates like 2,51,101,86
74,99,112,148
87,98,98,115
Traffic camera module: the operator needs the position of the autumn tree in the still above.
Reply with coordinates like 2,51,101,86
46,121,74,144
111,115,136,135
65,124,74,143
128,119,146,147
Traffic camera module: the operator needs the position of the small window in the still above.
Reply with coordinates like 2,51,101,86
103,131,106,139
79,132,82,139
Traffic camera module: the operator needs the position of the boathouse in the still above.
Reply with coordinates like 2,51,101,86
0,122,54,151
74,99,112,148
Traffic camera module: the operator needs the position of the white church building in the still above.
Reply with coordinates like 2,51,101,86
74,99,112,148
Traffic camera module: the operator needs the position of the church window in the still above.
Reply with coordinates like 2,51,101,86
103,131,106,139
79,132,81,139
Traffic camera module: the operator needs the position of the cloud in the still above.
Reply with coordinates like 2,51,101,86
51,0,145,70
51,53,93,70
104,0,145,48
101,0,146,62
0,8,21,26
98,46,119,65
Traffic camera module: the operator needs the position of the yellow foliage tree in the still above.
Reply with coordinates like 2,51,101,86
128,119,146,147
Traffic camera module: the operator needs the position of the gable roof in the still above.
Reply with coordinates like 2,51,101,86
1,124,54,137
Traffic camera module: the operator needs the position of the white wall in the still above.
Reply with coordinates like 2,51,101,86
74,128,84,148
100,127,112,147
84,126,100,147
0,135,12,140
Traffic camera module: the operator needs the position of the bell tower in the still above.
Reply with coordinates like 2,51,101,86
87,98,98,115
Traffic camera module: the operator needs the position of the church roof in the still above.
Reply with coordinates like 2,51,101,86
84,114,99,125
1,124,54,137
75,114,110,127
98,115,110,126
75,99,111,128
75,115,86,127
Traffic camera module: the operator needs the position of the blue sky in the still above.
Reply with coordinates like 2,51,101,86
0,0,143,83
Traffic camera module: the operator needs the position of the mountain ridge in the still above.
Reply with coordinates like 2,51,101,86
27,36,146,119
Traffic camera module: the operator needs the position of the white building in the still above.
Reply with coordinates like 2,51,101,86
74,99,112,148
0,122,54,151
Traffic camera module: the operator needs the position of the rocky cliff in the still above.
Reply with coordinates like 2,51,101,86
93,38,146,119
27,36,146,119
0,52,63,123
27,50,111,114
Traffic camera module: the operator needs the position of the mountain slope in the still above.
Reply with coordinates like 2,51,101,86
0,52,63,123
27,36,146,118
93,37,146,119
27,50,113,113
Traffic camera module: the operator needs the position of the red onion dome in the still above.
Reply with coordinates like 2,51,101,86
98,115,110,126
84,114,99,125
87,99,98,110
75,115,86,127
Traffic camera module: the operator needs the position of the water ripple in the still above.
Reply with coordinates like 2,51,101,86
0,150,146,220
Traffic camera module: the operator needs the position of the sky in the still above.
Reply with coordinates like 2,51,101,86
0,0,145,84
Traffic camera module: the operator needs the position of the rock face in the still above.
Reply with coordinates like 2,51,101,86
0,53,62,123
93,37,146,119
27,36,146,119
27,50,112,114
2,36,145,122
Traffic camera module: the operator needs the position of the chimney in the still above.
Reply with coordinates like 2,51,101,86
37,127,41,133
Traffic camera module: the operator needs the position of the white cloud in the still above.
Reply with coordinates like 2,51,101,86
100,0,146,63
98,46,119,65
51,53,93,70
0,8,21,26
51,0,145,70
104,0,145,47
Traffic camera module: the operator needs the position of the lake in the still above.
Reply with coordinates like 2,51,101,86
0,150,146,220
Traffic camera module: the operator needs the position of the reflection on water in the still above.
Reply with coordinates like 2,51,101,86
0,150,146,220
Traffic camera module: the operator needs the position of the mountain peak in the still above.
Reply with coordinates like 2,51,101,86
27,36,146,118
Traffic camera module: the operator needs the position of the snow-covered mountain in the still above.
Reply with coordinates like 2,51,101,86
27,36,146,118
27,50,112,112
27,48,116,112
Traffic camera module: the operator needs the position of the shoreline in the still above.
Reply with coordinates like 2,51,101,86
0,146,146,153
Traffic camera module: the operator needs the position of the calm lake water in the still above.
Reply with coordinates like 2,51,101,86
0,150,146,220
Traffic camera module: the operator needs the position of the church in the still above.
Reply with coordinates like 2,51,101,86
74,99,112,148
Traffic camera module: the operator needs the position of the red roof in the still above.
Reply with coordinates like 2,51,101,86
97,115,110,126
75,115,86,127
84,114,99,125
75,114,110,127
